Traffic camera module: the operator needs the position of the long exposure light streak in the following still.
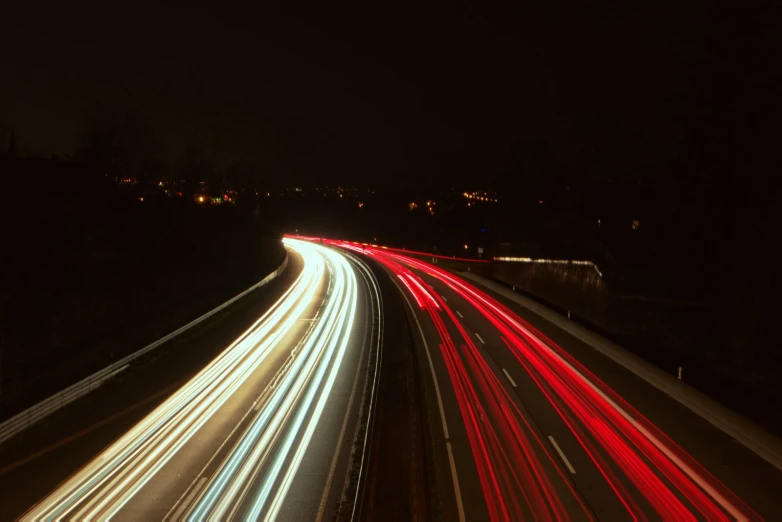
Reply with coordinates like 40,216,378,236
320,239,590,520
320,238,759,521
187,244,358,520
387,248,758,520
24,238,360,521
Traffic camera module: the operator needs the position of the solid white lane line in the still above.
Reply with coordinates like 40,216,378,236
475,333,485,344
502,369,517,388
441,295,448,302
207,249,354,520
107,364,130,379
460,272,782,475
456,311,464,319
346,258,383,522
315,308,368,522
166,380,281,522
258,255,359,521
395,283,465,522
548,436,576,474
445,442,464,520
168,477,207,521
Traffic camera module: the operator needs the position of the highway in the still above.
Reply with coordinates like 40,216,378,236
324,239,779,521
4,236,782,521
14,238,378,521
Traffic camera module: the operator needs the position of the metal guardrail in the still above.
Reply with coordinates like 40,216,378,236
0,252,289,446
348,254,384,521
493,256,603,277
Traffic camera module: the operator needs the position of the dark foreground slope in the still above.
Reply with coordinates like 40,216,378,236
0,158,284,419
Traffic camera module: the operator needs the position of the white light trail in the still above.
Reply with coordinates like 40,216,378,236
23,238,359,522
187,243,359,520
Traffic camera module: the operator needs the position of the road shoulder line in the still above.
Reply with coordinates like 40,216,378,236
460,271,782,472
395,283,466,522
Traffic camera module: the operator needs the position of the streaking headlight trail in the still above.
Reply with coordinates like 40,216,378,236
186,242,357,521
23,238,360,521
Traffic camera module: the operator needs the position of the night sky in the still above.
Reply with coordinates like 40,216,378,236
2,1,779,188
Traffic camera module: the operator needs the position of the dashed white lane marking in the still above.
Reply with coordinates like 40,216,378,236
475,333,485,344
395,282,465,522
502,368,517,388
456,311,464,319
548,436,576,474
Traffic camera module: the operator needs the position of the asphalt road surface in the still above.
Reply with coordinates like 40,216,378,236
2,238,377,521
3,236,781,521
327,239,781,522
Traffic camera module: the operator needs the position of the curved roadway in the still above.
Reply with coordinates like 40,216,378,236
326,239,781,521
17,238,379,521
4,237,782,521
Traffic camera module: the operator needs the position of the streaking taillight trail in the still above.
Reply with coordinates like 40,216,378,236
319,238,760,521
323,239,592,520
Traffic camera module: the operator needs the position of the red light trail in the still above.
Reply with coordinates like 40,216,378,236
322,238,591,519
308,237,761,521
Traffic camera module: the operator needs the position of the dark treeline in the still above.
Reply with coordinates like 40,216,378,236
0,156,284,415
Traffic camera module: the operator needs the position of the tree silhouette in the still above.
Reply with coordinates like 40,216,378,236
76,107,161,181
175,143,216,186
8,130,16,157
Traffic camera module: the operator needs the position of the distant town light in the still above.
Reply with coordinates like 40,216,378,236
198,196,205,203
464,244,469,250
